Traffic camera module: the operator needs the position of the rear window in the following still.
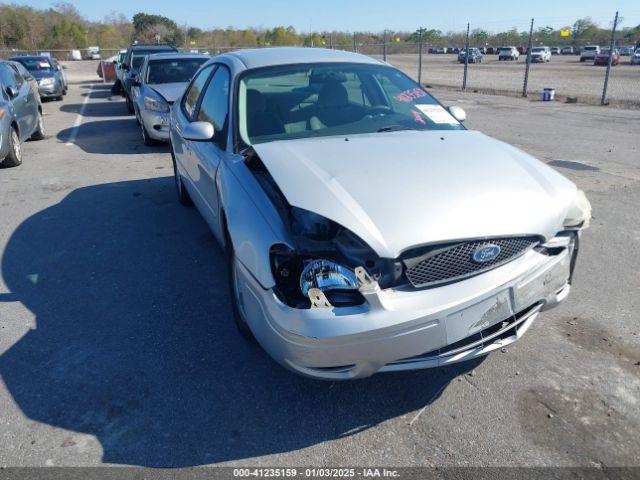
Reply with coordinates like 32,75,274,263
584,46,598,51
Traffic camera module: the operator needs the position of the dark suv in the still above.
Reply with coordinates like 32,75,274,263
121,44,178,113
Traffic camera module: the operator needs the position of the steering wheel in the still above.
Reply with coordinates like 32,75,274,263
365,105,393,117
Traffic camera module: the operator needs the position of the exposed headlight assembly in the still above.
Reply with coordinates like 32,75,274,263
563,189,591,229
300,259,359,297
144,95,169,112
39,77,54,86
271,247,365,309
269,208,402,309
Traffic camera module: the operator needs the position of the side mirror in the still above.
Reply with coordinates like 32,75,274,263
183,121,214,141
448,106,466,123
6,86,19,99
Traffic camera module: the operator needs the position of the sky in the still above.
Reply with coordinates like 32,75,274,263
16,0,640,32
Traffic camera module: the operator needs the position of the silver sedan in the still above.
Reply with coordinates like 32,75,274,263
169,48,591,380
131,53,209,145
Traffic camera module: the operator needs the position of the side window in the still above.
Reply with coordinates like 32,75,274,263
0,65,16,89
197,65,230,149
9,65,24,87
183,65,214,119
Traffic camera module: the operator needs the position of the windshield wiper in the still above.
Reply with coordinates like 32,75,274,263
376,125,416,133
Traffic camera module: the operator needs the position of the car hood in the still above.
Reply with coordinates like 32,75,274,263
148,82,188,103
253,130,577,258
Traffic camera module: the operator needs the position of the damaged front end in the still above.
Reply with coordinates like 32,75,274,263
244,148,397,309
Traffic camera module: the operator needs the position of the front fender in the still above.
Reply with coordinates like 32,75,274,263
217,157,292,289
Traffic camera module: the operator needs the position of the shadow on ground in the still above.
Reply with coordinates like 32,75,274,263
56,118,169,155
0,178,480,467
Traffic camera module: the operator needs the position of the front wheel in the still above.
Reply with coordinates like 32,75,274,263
30,111,46,140
171,150,193,206
126,95,134,114
2,127,22,168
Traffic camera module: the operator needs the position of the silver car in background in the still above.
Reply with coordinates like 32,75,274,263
132,53,209,145
170,48,591,380
8,56,65,100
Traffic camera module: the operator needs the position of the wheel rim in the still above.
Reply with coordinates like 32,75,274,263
12,130,21,160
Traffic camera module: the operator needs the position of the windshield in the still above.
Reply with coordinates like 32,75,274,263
238,62,464,147
532,48,545,52
12,57,52,72
600,48,611,54
584,46,598,51
145,58,208,84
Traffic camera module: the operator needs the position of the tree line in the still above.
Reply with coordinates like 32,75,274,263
0,3,638,53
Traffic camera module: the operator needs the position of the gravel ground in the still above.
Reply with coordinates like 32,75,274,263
378,53,640,107
0,61,639,469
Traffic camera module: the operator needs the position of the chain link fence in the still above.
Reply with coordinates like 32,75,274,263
1,11,637,108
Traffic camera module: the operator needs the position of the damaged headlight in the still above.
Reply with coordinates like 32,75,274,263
300,259,359,297
269,208,400,309
271,247,365,309
563,189,592,229
144,95,169,112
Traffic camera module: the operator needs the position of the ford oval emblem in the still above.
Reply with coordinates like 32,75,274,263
472,244,501,263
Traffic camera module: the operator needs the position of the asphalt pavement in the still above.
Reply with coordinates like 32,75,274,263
0,61,638,468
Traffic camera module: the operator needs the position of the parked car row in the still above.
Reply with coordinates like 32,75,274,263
110,44,211,146
107,46,591,379
0,60,46,168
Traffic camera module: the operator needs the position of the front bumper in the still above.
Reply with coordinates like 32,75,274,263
236,242,576,380
38,82,62,98
139,108,170,141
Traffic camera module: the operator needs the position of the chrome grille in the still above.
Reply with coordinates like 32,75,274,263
403,236,539,288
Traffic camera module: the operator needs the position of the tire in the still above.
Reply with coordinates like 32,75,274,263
2,127,22,168
141,122,159,146
126,95,134,114
30,111,45,140
171,149,193,206
226,229,254,340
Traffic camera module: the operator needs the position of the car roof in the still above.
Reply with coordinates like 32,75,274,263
9,55,48,60
129,44,177,52
146,52,209,61
222,47,382,70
